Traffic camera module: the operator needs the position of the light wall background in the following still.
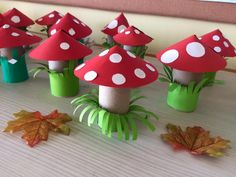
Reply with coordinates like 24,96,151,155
1,0,236,69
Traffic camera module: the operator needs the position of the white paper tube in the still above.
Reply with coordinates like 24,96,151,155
48,61,68,72
173,69,203,85
123,45,134,52
107,35,114,44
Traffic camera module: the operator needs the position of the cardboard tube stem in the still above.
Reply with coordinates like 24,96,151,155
107,35,114,44
173,69,203,85
48,61,68,72
123,45,134,52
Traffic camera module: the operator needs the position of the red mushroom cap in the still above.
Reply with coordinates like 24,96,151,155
113,26,153,46
200,29,236,57
0,25,42,48
29,30,92,61
156,35,226,73
3,8,34,28
48,13,92,39
74,45,158,88
102,13,129,36
0,14,4,26
35,11,63,26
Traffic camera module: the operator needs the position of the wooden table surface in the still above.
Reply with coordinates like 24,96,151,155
0,46,236,177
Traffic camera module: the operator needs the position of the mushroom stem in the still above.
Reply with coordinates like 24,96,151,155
107,35,114,44
48,61,68,72
173,69,203,85
123,45,134,52
0,47,24,59
99,86,130,114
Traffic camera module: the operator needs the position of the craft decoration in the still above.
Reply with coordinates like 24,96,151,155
2,8,34,30
29,30,92,97
0,25,41,83
114,26,153,58
102,13,129,48
156,35,226,112
200,29,236,84
72,45,159,140
35,10,63,36
161,123,230,157
0,13,4,27
4,110,72,147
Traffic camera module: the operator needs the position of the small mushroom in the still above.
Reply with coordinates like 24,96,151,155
2,8,34,30
113,26,153,58
156,35,226,85
102,13,129,45
29,30,92,72
74,45,158,114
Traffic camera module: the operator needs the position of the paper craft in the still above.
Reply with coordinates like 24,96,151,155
0,25,41,83
72,45,159,140
0,13,4,27
156,35,226,112
4,110,72,147
161,123,230,157
200,29,236,84
102,13,129,48
113,26,153,58
29,30,92,97
2,8,34,30
35,10,63,36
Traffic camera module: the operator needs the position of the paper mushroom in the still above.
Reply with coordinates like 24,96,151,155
0,24,41,83
35,10,63,36
156,35,226,112
200,29,236,83
72,45,159,140
2,8,34,31
113,26,153,58
0,13,4,27
29,30,92,97
102,13,129,48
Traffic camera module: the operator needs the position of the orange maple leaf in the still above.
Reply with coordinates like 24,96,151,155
161,123,230,157
4,110,72,147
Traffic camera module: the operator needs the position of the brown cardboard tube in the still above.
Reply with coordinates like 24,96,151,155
99,85,130,114
48,61,68,72
173,69,203,85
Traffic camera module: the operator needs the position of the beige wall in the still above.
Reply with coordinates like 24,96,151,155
1,0,236,69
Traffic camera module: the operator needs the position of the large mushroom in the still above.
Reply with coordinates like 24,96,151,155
113,26,153,58
156,35,226,112
102,13,129,46
0,24,41,83
0,13,4,27
35,10,63,36
29,30,92,97
2,8,34,30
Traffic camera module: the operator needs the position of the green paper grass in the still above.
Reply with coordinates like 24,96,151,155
131,46,148,59
71,90,159,140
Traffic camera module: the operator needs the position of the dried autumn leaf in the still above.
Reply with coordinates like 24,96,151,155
161,123,230,157
4,110,72,147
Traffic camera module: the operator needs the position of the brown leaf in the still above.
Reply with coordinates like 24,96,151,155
161,123,230,157
4,110,72,147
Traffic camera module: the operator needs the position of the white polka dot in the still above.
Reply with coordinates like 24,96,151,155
223,41,229,47
50,29,57,35
112,73,126,85
186,42,205,58
134,29,141,34
68,28,76,36
8,58,17,64
11,32,20,37
146,63,155,72
11,16,20,23
37,18,43,22
49,14,55,18
56,19,61,24
99,49,109,57
84,71,97,81
198,37,202,40
73,19,80,24
26,32,33,36
127,51,136,58
117,25,126,33
107,20,118,29
160,49,179,63
214,46,221,53
134,68,146,79
109,53,122,63
212,35,220,41
75,63,85,71
125,31,131,35
60,42,70,50
2,24,10,29
81,22,86,27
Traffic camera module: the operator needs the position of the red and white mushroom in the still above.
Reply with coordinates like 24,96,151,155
113,26,153,53
200,29,236,57
35,10,63,27
48,13,92,41
156,35,226,85
0,13,4,27
29,30,92,72
74,45,158,114
2,8,34,30
102,13,129,44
